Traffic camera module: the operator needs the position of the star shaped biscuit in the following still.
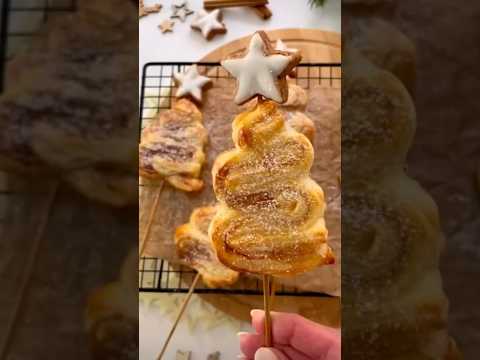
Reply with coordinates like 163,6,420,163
173,65,212,102
158,19,175,33
191,9,226,40
171,5,194,22
221,31,302,104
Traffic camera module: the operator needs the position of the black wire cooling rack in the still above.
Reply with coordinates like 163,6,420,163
140,62,341,127
139,62,341,296
0,0,77,92
140,257,334,297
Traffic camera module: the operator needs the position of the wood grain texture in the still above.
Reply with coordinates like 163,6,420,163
200,28,341,63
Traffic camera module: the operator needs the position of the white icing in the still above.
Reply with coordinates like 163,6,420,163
171,4,193,22
276,39,298,53
191,9,225,39
221,33,293,104
174,65,212,102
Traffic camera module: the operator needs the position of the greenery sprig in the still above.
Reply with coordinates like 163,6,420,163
309,0,327,7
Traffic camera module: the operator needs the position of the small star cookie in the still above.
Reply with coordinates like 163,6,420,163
139,1,162,18
221,31,302,104
173,65,212,102
171,5,194,22
276,39,299,77
158,19,175,33
191,9,227,40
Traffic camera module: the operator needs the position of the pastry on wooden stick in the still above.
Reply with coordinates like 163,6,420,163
139,99,208,192
159,206,238,359
210,100,334,275
175,205,239,288
211,31,334,276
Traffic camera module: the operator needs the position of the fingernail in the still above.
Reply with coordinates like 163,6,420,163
237,331,249,338
251,309,264,317
255,348,278,360
237,355,247,360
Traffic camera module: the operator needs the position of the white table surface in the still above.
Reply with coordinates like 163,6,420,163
139,1,340,359
139,0,341,79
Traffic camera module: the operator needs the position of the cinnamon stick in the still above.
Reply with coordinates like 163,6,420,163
204,0,268,9
251,5,272,19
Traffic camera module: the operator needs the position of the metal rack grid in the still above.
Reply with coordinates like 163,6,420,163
140,62,341,127
140,257,333,297
0,0,77,92
139,62,341,296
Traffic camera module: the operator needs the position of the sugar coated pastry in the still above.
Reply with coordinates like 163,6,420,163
139,99,207,192
173,65,212,103
342,46,415,179
175,205,240,288
285,112,315,144
209,100,334,275
221,31,302,105
342,47,461,360
190,9,227,40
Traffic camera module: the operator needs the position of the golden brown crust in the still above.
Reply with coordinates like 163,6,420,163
345,17,416,95
285,112,316,144
342,46,415,181
139,99,207,192
86,250,138,359
210,100,334,275
175,205,239,288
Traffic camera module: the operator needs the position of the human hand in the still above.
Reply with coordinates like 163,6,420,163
238,310,341,360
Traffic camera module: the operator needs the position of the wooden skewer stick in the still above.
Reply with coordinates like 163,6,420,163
139,180,164,257
0,181,58,360
157,273,201,360
263,274,274,347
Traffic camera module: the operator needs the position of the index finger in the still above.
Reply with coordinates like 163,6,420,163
251,310,341,359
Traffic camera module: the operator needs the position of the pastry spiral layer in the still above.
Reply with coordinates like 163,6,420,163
210,100,334,275
139,99,208,192
175,205,239,288
342,46,460,360
342,47,415,180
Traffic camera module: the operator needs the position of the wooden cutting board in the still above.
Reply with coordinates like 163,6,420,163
200,28,341,63
197,28,342,328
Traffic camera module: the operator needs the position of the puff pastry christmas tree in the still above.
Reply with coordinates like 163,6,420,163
210,32,334,275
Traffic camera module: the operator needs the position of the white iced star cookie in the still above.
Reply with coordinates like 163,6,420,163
191,9,227,40
276,39,299,77
173,65,212,103
221,31,302,105
171,4,194,22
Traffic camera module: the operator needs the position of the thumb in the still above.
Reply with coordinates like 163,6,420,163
255,348,289,360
